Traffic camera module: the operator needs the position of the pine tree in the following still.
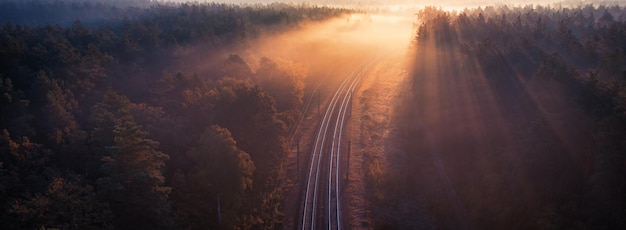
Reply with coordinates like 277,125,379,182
172,125,255,229
93,91,172,229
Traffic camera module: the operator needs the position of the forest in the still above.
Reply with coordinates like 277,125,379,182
0,1,352,229
370,3,626,229
3,0,626,229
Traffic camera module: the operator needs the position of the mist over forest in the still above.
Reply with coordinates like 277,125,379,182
374,3,626,229
0,0,625,229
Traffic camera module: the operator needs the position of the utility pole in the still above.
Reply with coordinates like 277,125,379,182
317,91,320,116
217,195,221,226
348,92,352,117
347,140,351,181
296,139,300,176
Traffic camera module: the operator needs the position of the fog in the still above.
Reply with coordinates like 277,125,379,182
2,0,625,229
241,13,414,78
162,10,415,92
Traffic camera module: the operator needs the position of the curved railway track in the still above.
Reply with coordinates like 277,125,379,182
300,58,376,230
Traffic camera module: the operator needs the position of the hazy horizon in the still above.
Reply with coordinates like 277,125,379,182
166,0,625,12
177,0,615,6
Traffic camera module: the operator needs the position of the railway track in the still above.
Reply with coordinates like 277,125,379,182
300,58,376,230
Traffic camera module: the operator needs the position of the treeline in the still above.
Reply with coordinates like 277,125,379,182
374,4,626,229
0,0,156,26
0,2,348,229
0,0,349,28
